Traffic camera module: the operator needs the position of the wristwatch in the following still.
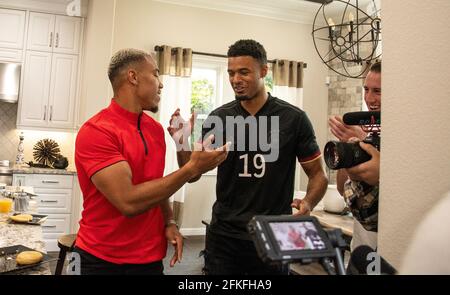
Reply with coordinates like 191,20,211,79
166,219,178,228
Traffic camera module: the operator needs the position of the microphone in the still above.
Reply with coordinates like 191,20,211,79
347,245,397,275
343,111,381,126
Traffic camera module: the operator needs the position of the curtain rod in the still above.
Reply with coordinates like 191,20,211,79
154,46,307,68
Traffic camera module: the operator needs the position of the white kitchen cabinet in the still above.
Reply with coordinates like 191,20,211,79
18,51,52,127
18,11,83,130
42,214,72,252
53,15,82,55
13,173,75,252
24,174,74,188
18,51,78,129
27,12,81,55
26,12,54,53
0,48,23,62
0,8,26,50
34,188,72,214
48,53,78,129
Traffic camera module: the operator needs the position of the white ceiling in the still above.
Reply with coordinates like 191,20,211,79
153,0,377,25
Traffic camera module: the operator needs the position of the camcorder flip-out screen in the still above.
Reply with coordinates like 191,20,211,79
248,215,336,264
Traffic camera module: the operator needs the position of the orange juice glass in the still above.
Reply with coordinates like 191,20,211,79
0,198,12,213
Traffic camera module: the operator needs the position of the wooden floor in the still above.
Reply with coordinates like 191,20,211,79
48,235,347,275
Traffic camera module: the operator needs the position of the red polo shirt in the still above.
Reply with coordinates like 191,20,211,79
75,99,167,264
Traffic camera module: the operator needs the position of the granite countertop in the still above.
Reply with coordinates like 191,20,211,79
0,215,52,275
12,165,77,175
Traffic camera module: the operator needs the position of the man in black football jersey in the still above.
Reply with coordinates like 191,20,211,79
168,39,328,275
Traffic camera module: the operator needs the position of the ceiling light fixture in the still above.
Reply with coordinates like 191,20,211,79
309,0,381,79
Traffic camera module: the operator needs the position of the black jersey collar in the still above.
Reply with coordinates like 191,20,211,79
238,92,273,117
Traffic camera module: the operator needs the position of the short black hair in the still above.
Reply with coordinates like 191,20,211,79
370,61,381,73
227,39,267,65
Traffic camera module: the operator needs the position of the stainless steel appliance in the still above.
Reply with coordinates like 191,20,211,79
0,160,12,186
0,62,21,103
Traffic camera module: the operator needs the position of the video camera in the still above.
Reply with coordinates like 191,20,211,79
248,215,348,275
324,111,380,170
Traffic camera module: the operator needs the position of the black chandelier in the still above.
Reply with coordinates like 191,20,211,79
311,0,381,79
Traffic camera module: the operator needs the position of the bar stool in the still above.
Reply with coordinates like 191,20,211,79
54,234,77,275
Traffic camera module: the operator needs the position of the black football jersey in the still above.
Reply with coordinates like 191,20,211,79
201,94,321,240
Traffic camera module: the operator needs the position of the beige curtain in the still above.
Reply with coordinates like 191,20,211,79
157,45,192,77
272,59,305,192
156,45,193,227
273,59,304,88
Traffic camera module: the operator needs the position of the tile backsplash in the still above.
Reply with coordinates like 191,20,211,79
0,101,19,162
326,65,365,184
0,101,76,169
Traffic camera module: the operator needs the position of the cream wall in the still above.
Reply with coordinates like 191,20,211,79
80,0,329,230
77,0,116,126
379,0,450,268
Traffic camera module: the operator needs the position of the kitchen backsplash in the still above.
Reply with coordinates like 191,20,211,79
326,62,365,184
0,101,76,169
0,101,19,162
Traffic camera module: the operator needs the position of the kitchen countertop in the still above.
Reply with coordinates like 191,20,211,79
12,165,77,175
0,195,52,275
0,221,51,275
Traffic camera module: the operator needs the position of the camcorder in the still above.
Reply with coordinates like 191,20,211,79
324,111,381,170
248,215,348,275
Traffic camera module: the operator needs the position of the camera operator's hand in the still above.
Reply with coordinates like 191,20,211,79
291,198,312,216
346,142,380,186
329,116,367,142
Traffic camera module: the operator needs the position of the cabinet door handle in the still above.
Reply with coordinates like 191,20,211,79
40,200,58,203
49,32,53,47
49,106,53,121
42,225,57,229
43,105,47,120
42,180,59,184
56,33,59,48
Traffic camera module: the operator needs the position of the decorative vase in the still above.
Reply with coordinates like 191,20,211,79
323,185,347,214
15,132,25,166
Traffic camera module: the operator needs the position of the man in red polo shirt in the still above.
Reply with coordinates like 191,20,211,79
74,49,228,275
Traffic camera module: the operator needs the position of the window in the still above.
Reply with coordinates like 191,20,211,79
264,65,273,93
190,56,274,144
190,56,234,144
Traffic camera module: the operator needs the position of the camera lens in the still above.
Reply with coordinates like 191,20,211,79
324,141,371,170
324,141,341,169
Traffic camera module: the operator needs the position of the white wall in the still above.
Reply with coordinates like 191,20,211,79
80,0,329,230
77,0,116,125
379,0,450,268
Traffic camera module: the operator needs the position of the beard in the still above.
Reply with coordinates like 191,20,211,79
235,91,258,101
235,95,252,101
143,105,159,113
